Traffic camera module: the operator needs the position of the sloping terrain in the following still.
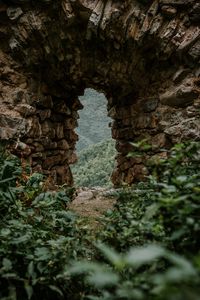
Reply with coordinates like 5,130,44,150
76,89,112,151
71,139,116,188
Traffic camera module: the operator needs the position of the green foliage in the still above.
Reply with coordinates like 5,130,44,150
1,141,200,300
72,139,116,187
147,142,200,255
0,148,92,300
127,139,152,158
0,150,22,218
100,142,200,254
99,184,164,250
69,141,200,299
69,243,199,300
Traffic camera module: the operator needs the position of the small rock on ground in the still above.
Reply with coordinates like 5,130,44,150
68,187,116,219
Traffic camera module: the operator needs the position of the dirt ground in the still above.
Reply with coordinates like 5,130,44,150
68,187,117,226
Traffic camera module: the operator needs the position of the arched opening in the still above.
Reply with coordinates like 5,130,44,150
0,0,199,188
72,88,116,188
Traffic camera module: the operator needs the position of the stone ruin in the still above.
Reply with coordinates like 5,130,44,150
0,0,199,186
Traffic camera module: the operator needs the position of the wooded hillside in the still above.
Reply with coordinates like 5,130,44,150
76,89,112,151
72,139,115,187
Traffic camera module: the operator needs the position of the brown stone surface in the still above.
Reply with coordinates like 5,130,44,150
0,0,199,186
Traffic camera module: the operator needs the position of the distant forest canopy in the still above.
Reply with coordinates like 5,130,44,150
72,139,116,188
76,89,112,151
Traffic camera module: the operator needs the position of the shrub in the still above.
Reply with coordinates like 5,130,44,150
0,148,92,300
69,243,200,300
1,141,200,300
69,141,200,299
100,142,200,255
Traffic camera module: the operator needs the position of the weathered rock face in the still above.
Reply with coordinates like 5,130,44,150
0,0,199,186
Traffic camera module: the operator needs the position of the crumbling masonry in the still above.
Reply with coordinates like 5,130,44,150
0,0,199,186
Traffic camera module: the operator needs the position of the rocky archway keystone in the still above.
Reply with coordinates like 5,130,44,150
0,0,199,186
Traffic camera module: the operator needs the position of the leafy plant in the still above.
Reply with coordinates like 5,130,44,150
0,146,92,300
147,142,200,255
1,141,200,299
101,142,200,254
69,243,200,300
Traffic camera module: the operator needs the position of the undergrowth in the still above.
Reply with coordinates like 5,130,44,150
0,142,200,299
0,148,93,300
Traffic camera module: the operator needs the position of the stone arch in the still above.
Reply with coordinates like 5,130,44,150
0,0,199,186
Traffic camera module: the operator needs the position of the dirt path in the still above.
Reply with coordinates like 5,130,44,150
68,187,117,226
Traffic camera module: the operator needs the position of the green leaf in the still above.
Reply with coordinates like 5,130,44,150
24,281,33,300
0,228,11,237
176,176,188,183
143,204,159,221
2,258,12,271
34,247,50,261
170,229,185,241
87,271,119,288
2,273,18,279
96,243,124,268
27,261,34,278
166,252,197,276
125,245,165,267
49,285,64,297
0,176,16,184
117,286,144,299
68,261,101,275
12,234,31,244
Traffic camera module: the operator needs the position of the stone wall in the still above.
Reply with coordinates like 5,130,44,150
0,0,199,186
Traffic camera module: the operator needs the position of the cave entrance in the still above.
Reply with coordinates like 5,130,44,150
71,88,116,188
